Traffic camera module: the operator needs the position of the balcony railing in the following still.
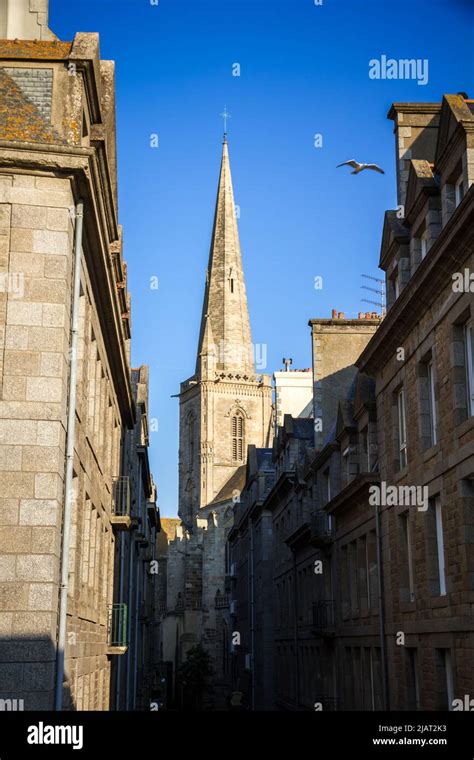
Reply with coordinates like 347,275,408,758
312,600,335,636
111,477,131,530
107,603,128,652
215,593,229,609
310,511,334,547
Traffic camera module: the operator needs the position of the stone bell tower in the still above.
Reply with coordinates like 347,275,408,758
178,135,272,526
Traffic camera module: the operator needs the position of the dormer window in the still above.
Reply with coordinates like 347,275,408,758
455,173,464,208
420,229,429,260
390,265,400,300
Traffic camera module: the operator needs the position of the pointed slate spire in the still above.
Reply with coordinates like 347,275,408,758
196,138,254,376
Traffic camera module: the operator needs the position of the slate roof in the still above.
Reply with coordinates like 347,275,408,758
0,67,64,144
212,464,247,504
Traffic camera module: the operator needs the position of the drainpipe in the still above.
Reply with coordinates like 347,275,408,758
292,549,300,709
249,519,255,710
115,430,128,710
55,200,84,711
133,458,143,709
375,501,389,710
125,523,134,708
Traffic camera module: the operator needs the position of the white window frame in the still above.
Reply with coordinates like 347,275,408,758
455,174,464,208
397,388,407,469
324,468,331,502
420,229,428,259
465,320,474,417
392,267,400,299
427,359,438,445
434,496,447,596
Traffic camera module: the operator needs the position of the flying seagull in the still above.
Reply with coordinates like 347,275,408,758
337,159,385,175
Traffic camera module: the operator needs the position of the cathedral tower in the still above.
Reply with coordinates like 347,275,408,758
178,136,272,525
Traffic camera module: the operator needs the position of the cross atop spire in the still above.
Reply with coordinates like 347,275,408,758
220,106,231,141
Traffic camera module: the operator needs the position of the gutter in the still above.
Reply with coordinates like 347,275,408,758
54,199,84,711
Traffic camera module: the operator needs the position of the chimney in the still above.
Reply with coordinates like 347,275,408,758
0,0,55,41
388,102,440,208
331,309,337,319
338,312,345,320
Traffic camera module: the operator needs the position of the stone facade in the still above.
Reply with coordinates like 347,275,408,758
0,27,159,710
227,93,474,712
357,94,474,710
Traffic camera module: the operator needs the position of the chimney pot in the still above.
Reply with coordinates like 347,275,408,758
331,309,337,319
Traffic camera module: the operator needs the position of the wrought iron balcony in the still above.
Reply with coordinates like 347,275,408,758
111,477,131,530
107,603,128,654
310,511,335,547
312,600,335,636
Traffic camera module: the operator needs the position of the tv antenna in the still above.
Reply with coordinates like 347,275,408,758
361,274,386,316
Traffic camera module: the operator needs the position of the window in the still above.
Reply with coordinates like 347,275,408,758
465,320,474,416
366,530,378,609
426,496,446,596
427,359,438,445
342,449,349,485
454,174,464,208
391,267,400,300
420,229,428,259
358,536,368,611
406,648,420,710
397,388,408,469
400,512,415,602
436,649,454,710
323,467,331,502
361,427,370,472
232,412,244,462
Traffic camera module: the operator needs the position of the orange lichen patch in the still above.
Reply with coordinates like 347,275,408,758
0,39,72,60
0,69,65,144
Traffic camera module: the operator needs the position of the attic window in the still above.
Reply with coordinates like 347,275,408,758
420,229,429,259
455,174,464,208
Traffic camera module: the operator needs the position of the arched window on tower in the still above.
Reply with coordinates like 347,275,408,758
231,411,245,462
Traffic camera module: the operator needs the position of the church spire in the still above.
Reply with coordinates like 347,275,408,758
196,138,254,376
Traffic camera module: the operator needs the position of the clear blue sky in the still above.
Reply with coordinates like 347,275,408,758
50,0,473,517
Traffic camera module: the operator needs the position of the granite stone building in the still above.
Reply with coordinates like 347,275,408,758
0,2,160,711
356,93,474,710
227,93,473,712
227,314,380,710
